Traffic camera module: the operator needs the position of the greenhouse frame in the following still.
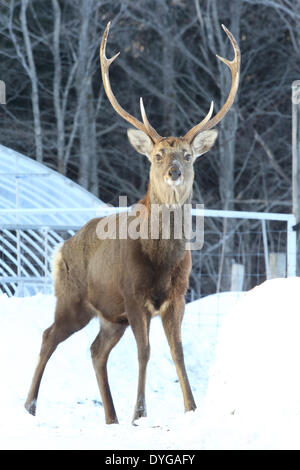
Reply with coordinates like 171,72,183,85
0,144,107,296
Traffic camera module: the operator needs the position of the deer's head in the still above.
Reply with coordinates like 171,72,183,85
100,22,240,205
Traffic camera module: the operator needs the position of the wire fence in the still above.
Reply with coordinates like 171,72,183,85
189,221,289,301
0,208,297,299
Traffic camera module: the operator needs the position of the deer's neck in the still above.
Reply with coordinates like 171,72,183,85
138,183,192,267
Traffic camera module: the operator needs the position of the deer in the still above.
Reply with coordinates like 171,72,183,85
25,21,240,425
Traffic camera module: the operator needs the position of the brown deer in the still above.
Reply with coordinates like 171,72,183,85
25,22,240,424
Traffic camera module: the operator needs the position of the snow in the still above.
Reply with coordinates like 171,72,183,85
1,278,300,449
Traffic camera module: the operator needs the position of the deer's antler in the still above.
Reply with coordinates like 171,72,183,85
183,24,240,143
100,22,162,143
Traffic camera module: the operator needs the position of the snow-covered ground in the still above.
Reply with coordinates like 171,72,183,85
1,278,300,450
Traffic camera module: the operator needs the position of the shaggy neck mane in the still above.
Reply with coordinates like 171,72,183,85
137,183,192,267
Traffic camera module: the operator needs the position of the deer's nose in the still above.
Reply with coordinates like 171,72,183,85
168,165,182,181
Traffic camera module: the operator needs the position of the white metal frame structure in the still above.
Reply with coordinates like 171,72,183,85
197,208,297,278
0,206,297,297
0,144,106,295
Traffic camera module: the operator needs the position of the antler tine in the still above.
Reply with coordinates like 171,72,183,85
195,100,214,130
183,24,240,143
139,97,160,138
100,22,161,143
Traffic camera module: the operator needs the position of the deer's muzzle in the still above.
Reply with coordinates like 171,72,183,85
168,165,182,181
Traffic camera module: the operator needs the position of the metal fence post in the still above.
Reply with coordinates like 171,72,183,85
261,219,270,280
287,214,297,277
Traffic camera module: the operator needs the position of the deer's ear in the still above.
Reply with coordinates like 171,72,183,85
127,129,154,157
191,130,218,158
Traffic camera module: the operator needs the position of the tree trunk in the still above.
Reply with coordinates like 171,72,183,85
52,0,65,174
20,0,43,162
76,0,98,193
162,34,176,136
216,0,241,290
156,1,176,136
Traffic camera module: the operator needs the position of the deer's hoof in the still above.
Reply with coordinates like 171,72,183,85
24,399,37,416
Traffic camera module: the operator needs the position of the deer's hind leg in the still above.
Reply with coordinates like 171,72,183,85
90,318,127,424
25,299,93,416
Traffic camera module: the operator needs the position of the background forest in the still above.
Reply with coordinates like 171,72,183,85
1,0,299,298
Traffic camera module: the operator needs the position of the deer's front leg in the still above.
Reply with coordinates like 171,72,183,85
125,298,151,424
161,296,196,413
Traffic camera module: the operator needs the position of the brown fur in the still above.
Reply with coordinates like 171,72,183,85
24,187,196,424
24,125,219,424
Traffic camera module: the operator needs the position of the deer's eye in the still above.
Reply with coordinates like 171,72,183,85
184,153,192,162
155,154,163,162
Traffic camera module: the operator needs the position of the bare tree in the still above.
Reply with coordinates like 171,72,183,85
8,0,43,161
0,0,298,296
